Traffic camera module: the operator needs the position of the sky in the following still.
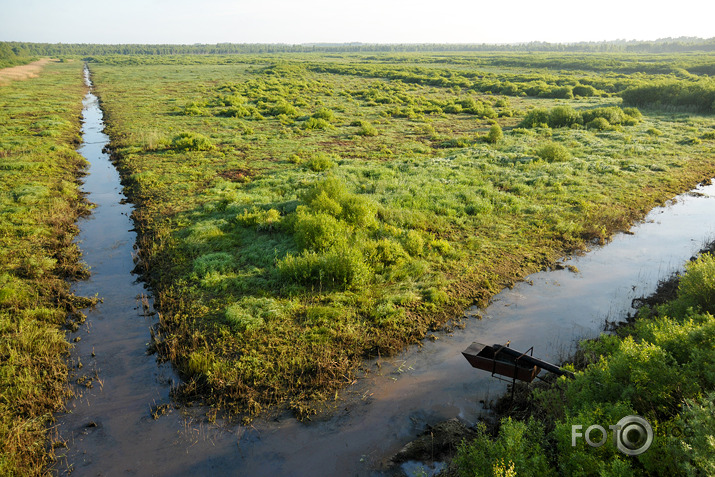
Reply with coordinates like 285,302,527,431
1,0,713,45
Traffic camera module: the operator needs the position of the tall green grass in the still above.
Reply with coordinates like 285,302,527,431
0,61,92,476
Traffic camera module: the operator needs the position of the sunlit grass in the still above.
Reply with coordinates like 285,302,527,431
0,61,94,476
89,53,715,419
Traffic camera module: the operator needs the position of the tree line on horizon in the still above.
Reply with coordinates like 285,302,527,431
1,37,714,62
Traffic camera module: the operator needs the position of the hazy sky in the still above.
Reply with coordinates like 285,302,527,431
1,0,713,44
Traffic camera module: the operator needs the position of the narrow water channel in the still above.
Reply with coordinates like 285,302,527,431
56,67,715,476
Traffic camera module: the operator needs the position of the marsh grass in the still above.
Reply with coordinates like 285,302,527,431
0,61,95,475
88,53,715,421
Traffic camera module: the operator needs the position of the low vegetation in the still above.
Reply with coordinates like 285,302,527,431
2,46,715,475
0,61,92,476
455,251,715,476
87,52,715,420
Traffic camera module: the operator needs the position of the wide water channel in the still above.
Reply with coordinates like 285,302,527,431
56,68,715,476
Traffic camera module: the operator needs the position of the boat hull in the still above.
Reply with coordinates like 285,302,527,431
462,342,541,382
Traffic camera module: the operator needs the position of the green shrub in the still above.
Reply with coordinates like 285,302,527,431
217,105,252,118
499,82,521,96
278,246,370,290
308,191,343,217
293,208,348,251
587,117,611,131
582,107,626,125
356,121,378,136
455,419,551,477
301,176,348,204
306,153,335,171
444,103,464,114
430,238,452,255
402,230,425,257
567,336,687,416
312,107,336,122
486,124,504,144
481,105,498,119
519,108,550,128
303,117,332,130
677,253,715,313
552,401,637,476
374,238,408,266
535,142,571,162
545,85,574,99
440,137,472,148
339,194,377,228
573,84,598,97
622,107,642,121
302,178,375,227
170,132,215,151
182,102,206,116
673,391,715,475
621,81,715,113
260,209,282,231
548,106,581,128
235,207,282,230
268,100,299,117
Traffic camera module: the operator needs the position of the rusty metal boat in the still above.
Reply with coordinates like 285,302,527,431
462,342,573,382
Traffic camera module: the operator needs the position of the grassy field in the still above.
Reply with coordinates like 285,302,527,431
0,60,93,476
87,52,715,419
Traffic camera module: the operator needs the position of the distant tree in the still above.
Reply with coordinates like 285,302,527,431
486,124,504,144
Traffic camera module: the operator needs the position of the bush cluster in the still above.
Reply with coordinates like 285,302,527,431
456,253,715,475
622,80,715,113
305,153,335,171
535,142,571,162
170,132,215,151
276,177,436,292
354,120,378,136
486,124,504,144
520,105,642,130
278,178,377,290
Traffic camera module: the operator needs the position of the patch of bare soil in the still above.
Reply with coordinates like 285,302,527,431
0,58,54,85
218,167,256,183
